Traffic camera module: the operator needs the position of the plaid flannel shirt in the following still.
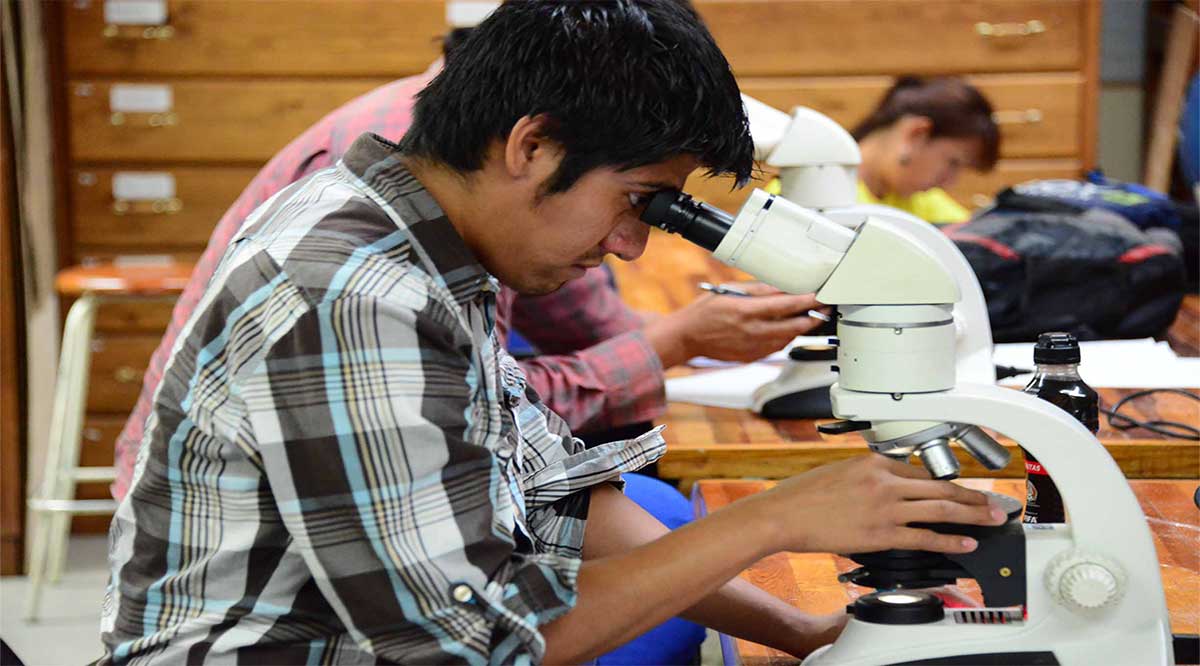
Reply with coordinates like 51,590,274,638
99,134,666,665
112,66,664,501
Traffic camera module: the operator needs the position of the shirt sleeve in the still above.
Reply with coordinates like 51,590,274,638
240,295,580,665
509,268,666,433
517,332,665,433
512,267,642,351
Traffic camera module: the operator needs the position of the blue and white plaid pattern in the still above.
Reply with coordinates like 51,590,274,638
99,134,666,665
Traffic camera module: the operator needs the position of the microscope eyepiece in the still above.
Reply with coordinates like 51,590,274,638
640,190,734,252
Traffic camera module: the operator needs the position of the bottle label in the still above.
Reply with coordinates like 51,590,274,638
1025,460,1049,476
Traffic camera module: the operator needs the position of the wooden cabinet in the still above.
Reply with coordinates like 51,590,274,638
697,0,1087,77
64,0,446,76
51,0,1100,532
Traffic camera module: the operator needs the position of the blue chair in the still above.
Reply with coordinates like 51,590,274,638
598,473,706,666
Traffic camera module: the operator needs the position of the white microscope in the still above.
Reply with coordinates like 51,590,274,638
640,178,1175,662
737,99,996,429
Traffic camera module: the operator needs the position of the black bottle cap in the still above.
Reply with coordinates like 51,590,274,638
850,590,945,625
1033,331,1081,365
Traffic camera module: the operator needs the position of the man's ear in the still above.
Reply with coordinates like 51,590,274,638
503,114,564,181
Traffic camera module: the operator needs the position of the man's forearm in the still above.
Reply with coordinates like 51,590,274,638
558,485,834,662
541,489,778,664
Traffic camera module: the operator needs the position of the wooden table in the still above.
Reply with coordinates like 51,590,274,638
692,478,1200,666
610,231,1200,486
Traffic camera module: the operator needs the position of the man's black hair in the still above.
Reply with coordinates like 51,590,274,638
440,27,475,59
401,0,754,193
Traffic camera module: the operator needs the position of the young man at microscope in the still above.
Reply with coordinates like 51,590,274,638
100,2,1007,663
108,25,827,505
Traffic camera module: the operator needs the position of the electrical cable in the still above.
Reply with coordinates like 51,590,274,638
1100,388,1200,441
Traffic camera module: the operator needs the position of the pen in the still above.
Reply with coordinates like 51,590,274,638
697,282,832,322
697,281,749,297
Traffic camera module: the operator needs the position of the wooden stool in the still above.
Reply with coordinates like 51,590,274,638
25,261,190,621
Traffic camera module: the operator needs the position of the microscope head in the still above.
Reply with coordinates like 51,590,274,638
642,187,1011,479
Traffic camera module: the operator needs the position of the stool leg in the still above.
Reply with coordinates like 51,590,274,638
25,296,83,619
48,294,97,583
27,294,97,600
23,510,53,621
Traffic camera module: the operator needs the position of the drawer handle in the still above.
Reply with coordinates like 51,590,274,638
113,366,142,384
112,197,184,216
975,20,1046,38
991,108,1044,125
110,112,178,128
83,428,103,443
102,24,175,40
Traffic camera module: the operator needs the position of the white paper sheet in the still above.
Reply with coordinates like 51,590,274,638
994,338,1199,389
665,363,783,410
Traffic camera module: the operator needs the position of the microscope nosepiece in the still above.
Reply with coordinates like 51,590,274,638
915,439,960,480
957,426,1011,471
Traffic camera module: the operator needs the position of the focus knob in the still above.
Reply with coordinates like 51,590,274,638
1046,551,1126,612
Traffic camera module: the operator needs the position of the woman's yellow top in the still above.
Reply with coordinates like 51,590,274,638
854,181,970,224
763,179,970,225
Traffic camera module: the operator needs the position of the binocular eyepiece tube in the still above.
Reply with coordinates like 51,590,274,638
640,190,734,252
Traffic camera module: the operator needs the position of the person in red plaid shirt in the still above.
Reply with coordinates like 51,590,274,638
111,28,825,503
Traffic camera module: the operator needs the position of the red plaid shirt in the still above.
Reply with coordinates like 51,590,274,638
112,65,664,501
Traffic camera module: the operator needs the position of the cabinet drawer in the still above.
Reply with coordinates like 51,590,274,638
87,335,161,414
71,167,257,252
69,79,385,163
697,0,1084,76
64,293,177,334
64,0,445,77
947,158,1081,208
741,73,1082,159
79,415,126,469
98,300,175,334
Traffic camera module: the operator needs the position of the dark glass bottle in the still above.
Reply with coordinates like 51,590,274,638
1021,332,1099,524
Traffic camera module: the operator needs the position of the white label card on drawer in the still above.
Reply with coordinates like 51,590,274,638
104,0,168,25
112,172,175,201
446,1,498,27
109,84,173,113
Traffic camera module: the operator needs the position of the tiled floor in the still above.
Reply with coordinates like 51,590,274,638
1,536,109,666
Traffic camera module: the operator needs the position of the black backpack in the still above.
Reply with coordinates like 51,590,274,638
949,205,1187,343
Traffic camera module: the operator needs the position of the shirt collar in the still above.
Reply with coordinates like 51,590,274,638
340,132,495,307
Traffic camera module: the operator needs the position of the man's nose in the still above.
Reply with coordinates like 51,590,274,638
601,216,651,262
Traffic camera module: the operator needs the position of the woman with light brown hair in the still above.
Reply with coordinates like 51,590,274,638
852,76,1001,224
